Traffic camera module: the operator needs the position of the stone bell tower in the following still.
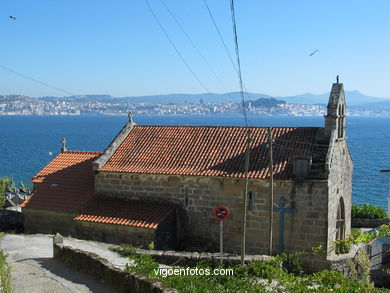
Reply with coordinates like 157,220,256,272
325,76,347,140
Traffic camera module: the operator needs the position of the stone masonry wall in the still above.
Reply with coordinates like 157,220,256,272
75,221,156,248
53,236,177,293
327,137,353,254
23,207,165,249
23,208,77,236
95,173,329,255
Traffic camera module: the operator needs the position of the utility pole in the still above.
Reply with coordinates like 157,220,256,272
268,127,274,255
241,128,251,265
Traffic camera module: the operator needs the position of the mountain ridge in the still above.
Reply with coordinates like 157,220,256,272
17,90,390,106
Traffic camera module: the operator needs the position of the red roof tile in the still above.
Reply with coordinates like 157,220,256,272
74,198,175,229
99,126,320,180
21,151,102,213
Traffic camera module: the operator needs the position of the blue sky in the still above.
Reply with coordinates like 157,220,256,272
1,0,390,98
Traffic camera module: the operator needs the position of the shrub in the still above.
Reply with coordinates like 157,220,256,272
113,245,382,292
332,239,352,254
0,234,11,293
352,203,387,219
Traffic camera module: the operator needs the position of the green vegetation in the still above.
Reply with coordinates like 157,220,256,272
0,233,12,293
0,177,31,208
332,224,390,254
0,177,16,208
352,203,388,219
113,246,382,292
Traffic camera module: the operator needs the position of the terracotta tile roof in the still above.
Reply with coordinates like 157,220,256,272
99,126,321,180
21,151,102,213
74,198,175,229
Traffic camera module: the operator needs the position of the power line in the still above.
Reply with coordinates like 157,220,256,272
202,0,255,125
229,0,251,265
160,0,236,101
229,0,247,125
0,65,75,96
143,0,209,93
202,0,238,74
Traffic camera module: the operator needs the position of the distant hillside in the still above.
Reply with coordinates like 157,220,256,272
279,91,390,106
118,92,275,104
37,90,390,106
246,97,285,108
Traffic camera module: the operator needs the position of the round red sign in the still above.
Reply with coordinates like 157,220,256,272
213,206,230,221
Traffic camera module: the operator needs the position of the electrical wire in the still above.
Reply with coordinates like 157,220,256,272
202,0,257,126
229,0,247,126
160,0,237,101
0,65,75,96
202,0,238,74
143,0,209,93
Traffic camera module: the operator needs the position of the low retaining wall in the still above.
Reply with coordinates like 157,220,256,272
135,249,270,267
0,209,23,232
53,233,376,291
52,235,177,293
119,247,362,274
352,218,390,228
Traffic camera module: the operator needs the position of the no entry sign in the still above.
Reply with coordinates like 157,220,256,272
213,206,230,221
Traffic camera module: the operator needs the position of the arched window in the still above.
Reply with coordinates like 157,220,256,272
336,197,346,240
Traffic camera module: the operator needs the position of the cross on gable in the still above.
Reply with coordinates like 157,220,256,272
273,196,298,254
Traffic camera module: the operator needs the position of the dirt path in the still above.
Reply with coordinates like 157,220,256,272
0,234,118,293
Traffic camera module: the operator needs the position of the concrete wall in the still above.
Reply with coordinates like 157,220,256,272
95,172,330,255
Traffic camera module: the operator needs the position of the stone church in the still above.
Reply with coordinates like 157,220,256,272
22,79,352,258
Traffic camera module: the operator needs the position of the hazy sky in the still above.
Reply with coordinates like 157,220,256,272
1,0,389,97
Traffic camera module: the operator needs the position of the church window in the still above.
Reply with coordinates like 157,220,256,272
336,197,346,241
184,187,189,207
248,191,254,212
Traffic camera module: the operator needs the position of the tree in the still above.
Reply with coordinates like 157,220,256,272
0,177,16,208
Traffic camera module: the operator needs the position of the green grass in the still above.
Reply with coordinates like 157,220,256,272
113,245,384,292
0,233,12,293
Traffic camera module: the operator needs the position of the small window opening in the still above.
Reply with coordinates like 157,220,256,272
336,197,346,241
248,191,254,212
184,187,189,207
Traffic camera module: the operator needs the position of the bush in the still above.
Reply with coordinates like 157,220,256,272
0,234,12,293
113,245,381,292
352,203,387,219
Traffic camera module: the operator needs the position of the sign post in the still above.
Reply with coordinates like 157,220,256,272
213,206,230,264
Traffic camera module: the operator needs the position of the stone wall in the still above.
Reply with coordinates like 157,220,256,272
53,236,177,293
23,207,168,249
326,132,353,254
23,208,77,236
95,172,330,255
352,218,390,228
75,221,156,248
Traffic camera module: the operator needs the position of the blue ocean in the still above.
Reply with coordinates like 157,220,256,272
0,115,389,210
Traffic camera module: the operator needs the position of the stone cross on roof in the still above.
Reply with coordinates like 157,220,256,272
128,111,133,124
61,137,67,153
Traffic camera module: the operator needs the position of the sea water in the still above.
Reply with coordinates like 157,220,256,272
0,115,388,209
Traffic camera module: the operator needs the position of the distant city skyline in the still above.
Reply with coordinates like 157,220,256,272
1,0,390,98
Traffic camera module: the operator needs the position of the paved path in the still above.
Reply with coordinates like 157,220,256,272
63,237,132,270
0,234,129,293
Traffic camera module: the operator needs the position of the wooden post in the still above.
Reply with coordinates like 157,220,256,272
268,128,274,256
220,220,223,264
241,129,251,265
